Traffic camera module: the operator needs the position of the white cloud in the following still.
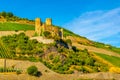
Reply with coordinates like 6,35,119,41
63,8,120,47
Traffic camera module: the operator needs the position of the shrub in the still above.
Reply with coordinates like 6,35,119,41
27,66,39,76
33,32,39,37
65,39,72,45
29,56,38,62
72,46,79,52
49,54,54,60
16,70,22,75
43,31,51,38
15,30,18,32
52,56,60,63
27,66,42,77
0,68,4,72
66,70,74,74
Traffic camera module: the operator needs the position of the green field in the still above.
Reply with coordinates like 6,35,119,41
0,22,35,31
95,53,120,67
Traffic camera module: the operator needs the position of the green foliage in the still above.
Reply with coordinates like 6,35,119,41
52,56,60,63
0,11,33,22
0,11,13,18
0,12,117,75
0,22,34,31
27,66,39,76
72,46,79,52
43,48,109,74
92,42,120,55
33,32,39,37
85,57,95,66
95,53,120,67
1,33,44,59
49,54,54,60
28,56,39,62
43,31,51,38
65,39,72,45
55,39,70,49
16,70,22,75
0,11,7,17
6,12,13,17
0,67,21,73
0,39,13,58
109,47,120,54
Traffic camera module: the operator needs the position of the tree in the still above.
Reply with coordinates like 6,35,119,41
7,12,13,17
1,11,6,17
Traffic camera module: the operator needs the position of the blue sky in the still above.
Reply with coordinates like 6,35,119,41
0,0,120,47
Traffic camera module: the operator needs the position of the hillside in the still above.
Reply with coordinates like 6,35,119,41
0,59,120,80
0,13,120,79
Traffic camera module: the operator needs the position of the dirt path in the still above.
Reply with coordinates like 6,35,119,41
73,43,120,58
0,59,120,80
30,37,54,44
0,30,34,37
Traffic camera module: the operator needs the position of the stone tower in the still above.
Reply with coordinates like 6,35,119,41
60,28,63,39
46,18,52,26
35,18,41,35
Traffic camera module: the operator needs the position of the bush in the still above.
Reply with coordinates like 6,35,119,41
43,31,51,38
27,65,41,76
65,39,72,45
49,54,53,60
28,56,38,62
16,70,22,75
52,56,60,63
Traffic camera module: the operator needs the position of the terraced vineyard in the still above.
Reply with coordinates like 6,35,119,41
0,40,13,58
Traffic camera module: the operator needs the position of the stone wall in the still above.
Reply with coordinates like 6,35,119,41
0,30,35,37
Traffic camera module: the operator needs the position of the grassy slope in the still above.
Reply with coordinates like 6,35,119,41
0,22,34,31
0,22,119,54
0,21,120,70
63,26,120,55
95,53,120,67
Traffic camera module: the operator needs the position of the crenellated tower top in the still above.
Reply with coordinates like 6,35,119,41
46,18,52,26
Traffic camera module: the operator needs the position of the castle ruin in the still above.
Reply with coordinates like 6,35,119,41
35,18,63,39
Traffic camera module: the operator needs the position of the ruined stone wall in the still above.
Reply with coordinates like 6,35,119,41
35,18,63,39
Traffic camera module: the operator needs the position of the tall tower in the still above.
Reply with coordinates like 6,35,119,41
60,28,63,39
46,18,52,26
35,18,41,36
